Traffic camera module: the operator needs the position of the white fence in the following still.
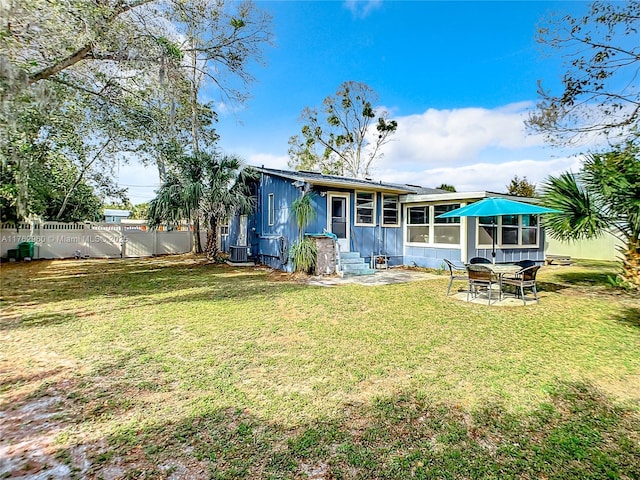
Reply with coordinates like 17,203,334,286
544,230,624,262
0,222,201,259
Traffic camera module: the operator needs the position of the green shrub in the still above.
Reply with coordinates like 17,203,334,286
290,238,318,274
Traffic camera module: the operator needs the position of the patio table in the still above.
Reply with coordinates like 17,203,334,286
487,264,522,300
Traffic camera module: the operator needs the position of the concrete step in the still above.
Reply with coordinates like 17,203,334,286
342,262,368,271
344,268,376,276
340,251,362,260
340,257,366,265
342,263,373,273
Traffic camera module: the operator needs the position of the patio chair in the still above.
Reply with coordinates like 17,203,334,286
466,264,498,305
502,265,540,305
469,257,492,264
444,259,468,296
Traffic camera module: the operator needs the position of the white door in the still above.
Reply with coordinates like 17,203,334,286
328,194,350,252
238,215,248,246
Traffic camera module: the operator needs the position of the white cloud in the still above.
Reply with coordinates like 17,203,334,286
119,102,586,201
373,156,584,193
378,102,546,170
343,0,383,18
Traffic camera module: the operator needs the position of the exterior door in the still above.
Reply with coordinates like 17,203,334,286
238,215,248,247
328,194,350,252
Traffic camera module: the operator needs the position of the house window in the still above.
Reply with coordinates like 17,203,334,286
477,215,539,248
406,203,462,245
501,215,519,245
268,193,275,226
407,205,429,243
355,191,376,225
478,216,497,245
382,194,400,226
433,203,460,244
219,224,229,236
522,215,538,245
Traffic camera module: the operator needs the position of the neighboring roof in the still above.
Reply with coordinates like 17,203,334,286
410,186,454,195
402,191,539,204
103,209,131,217
255,167,419,194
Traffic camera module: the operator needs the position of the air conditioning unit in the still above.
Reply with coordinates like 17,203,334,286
229,245,248,263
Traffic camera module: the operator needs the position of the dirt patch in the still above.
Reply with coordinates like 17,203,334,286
0,393,75,478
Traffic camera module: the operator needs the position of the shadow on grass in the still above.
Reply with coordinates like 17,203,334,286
553,270,614,288
1,258,312,330
0,312,80,331
612,307,640,329
3,374,639,480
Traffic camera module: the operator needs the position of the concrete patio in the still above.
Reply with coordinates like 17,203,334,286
306,268,538,306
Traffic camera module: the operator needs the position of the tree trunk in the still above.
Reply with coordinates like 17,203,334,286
621,236,640,289
193,217,202,254
206,217,219,260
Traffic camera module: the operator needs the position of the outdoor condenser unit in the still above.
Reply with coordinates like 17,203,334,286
229,245,248,263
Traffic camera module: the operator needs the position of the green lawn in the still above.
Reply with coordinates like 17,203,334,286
1,256,639,479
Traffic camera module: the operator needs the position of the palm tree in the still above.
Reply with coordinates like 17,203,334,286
541,143,640,288
200,154,257,260
147,156,205,253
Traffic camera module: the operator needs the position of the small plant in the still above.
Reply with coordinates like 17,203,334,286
290,237,317,274
290,192,318,273
606,274,633,292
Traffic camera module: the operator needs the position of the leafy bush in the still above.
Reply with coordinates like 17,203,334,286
290,238,317,274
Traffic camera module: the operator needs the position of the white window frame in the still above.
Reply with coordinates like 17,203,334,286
405,204,430,244
433,203,461,246
381,194,400,227
267,193,275,226
354,191,377,226
404,203,462,247
476,214,540,249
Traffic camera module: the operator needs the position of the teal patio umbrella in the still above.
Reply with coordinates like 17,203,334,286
436,197,560,263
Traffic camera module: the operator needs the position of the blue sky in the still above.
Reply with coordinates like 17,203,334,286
121,0,591,203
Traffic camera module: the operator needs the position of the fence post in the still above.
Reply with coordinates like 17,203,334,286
153,229,158,256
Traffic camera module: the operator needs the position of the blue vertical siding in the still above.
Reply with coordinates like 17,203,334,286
404,246,462,269
465,217,545,264
231,174,410,272
230,174,548,273
253,174,300,271
349,192,404,265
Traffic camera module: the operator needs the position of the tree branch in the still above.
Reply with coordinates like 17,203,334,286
28,0,155,84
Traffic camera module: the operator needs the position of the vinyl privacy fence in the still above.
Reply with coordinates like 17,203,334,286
0,222,208,259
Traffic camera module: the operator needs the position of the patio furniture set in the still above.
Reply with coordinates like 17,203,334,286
444,258,540,305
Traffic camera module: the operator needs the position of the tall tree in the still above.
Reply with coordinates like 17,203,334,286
527,1,640,145
200,154,257,260
540,143,640,288
147,152,257,257
1,0,271,218
0,149,105,223
147,155,205,253
288,81,397,178
506,176,537,197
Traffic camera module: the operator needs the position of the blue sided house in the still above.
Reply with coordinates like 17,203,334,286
225,167,546,273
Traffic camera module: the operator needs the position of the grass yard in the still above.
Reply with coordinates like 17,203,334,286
1,256,639,479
